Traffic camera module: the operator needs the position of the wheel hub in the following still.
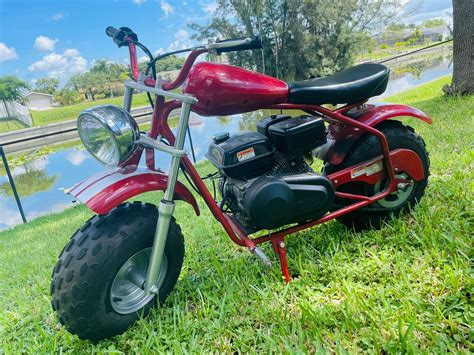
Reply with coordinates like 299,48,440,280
110,247,168,314
374,173,415,209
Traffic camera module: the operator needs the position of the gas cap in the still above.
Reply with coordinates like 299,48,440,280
212,132,230,144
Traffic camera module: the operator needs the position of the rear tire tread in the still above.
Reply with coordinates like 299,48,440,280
325,121,430,230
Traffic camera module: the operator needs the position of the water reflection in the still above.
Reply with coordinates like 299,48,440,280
66,150,88,166
379,49,452,98
0,157,57,198
0,146,103,230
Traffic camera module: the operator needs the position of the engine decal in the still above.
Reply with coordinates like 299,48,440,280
366,161,383,176
350,161,383,179
350,165,366,178
236,147,256,162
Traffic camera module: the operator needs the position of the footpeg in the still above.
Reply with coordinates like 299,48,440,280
252,247,272,267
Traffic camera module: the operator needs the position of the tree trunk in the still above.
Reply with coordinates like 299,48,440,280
452,0,474,94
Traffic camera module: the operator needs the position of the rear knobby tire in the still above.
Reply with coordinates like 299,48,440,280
50,202,184,341
324,121,430,231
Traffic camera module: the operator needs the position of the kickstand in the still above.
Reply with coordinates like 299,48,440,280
271,237,291,283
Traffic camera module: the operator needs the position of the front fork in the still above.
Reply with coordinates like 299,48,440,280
144,101,192,295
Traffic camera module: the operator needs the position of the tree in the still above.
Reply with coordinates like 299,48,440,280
0,76,29,118
68,60,129,100
138,55,186,74
0,76,29,101
387,22,407,31
54,88,81,106
422,18,446,28
190,0,406,81
451,0,474,94
69,71,105,101
34,77,59,95
407,27,423,45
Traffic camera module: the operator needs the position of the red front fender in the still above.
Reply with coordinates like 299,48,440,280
67,167,200,215
326,103,432,165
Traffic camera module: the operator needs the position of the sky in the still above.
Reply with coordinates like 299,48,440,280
0,0,452,85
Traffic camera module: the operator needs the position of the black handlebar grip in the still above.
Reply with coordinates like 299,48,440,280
106,26,119,38
105,26,138,47
215,36,263,54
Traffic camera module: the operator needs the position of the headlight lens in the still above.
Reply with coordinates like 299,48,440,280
77,105,140,167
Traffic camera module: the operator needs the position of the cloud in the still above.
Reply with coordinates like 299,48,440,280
28,48,87,80
168,29,192,52
202,1,217,15
66,150,88,166
34,35,58,51
0,42,18,62
0,200,24,228
132,0,146,4
51,13,65,21
160,1,174,17
63,48,80,57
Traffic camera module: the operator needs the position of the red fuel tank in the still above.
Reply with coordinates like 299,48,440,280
182,62,289,116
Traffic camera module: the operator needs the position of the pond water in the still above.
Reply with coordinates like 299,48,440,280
380,49,453,98
0,50,452,230
0,113,249,230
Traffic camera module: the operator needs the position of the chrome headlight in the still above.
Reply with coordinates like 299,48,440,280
77,105,140,167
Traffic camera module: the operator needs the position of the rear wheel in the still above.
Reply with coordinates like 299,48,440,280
51,202,184,341
324,121,429,230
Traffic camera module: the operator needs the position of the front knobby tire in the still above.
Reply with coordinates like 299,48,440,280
51,202,184,341
324,121,430,231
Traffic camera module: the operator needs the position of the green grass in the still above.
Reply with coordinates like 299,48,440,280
0,118,28,133
29,93,152,126
0,77,473,352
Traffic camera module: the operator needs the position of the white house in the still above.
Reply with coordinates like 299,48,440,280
23,92,53,110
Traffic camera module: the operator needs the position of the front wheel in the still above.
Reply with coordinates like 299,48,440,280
51,202,184,341
324,121,430,230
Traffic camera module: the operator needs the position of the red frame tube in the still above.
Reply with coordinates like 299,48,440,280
145,98,405,248
128,41,140,81
125,45,426,251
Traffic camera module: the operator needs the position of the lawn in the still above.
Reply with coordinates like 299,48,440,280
0,77,472,352
0,118,26,133
29,93,152,126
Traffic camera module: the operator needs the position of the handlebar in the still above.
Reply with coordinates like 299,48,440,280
105,25,262,89
105,26,119,38
105,26,138,47
211,36,263,54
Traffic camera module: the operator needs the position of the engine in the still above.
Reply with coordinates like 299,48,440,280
206,114,335,231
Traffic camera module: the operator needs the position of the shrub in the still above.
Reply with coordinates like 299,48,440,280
394,41,407,47
54,89,82,106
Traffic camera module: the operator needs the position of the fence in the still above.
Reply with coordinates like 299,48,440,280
0,101,33,127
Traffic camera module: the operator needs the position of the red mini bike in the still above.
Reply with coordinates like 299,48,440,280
51,27,431,340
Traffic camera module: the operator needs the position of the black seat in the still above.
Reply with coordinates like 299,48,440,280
288,63,390,105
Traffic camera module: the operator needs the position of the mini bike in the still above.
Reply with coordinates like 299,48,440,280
51,26,430,340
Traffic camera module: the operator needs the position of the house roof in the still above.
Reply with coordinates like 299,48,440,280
23,91,53,98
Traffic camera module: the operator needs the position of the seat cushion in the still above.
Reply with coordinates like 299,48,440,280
288,63,390,105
